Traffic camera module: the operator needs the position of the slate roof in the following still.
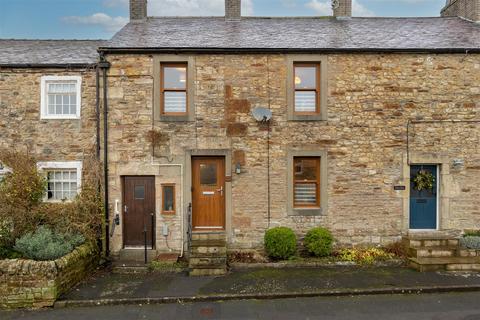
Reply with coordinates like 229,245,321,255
0,40,104,66
104,16,480,52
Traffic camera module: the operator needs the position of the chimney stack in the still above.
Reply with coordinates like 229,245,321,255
441,0,480,22
332,0,352,18
130,0,147,20
225,0,241,21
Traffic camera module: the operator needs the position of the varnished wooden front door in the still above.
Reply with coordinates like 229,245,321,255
192,157,225,231
123,176,155,247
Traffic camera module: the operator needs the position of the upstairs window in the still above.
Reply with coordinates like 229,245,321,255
41,76,82,119
294,63,320,114
287,55,327,121
160,63,188,116
293,157,320,208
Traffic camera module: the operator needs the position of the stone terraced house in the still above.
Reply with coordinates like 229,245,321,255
1,0,480,274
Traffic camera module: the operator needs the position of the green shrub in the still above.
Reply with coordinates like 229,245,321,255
14,226,85,261
264,227,297,260
460,236,480,250
303,227,333,257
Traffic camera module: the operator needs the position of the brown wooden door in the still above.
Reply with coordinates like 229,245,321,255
192,157,225,231
123,176,155,247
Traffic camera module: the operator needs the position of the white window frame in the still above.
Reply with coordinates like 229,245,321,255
37,161,82,202
40,76,82,120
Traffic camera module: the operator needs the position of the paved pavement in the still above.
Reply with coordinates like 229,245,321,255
58,266,480,302
2,292,480,320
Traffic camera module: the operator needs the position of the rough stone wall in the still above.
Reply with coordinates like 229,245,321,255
441,0,480,22
0,67,97,167
105,53,480,253
0,244,98,309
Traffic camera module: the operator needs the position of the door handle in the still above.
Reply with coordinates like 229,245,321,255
124,205,128,213
217,186,223,196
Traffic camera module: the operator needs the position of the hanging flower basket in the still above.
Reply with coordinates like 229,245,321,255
413,170,435,191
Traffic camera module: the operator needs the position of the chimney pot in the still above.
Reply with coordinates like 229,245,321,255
441,0,480,22
225,0,241,21
130,0,147,20
332,0,352,18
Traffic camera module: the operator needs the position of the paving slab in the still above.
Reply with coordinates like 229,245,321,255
59,266,480,304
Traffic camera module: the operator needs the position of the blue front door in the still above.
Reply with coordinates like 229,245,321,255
409,165,438,229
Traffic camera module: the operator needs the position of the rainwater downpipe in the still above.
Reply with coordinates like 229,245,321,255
99,54,111,257
95,66,101,159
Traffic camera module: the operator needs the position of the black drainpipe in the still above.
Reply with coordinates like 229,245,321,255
98,53,111,257
95,66,101,159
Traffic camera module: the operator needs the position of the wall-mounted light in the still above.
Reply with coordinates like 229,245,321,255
452,159,464,168
235,163,241,174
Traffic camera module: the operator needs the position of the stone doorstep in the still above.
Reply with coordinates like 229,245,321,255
190,240,227,247
189,257,227,268
409,246,458,258
411,257,480,265
405,232,456,239
191,232,226,242
112,266,149,275
446,264,480,271
189,268,227,276
409,256,480,272
404,238,459,248
458,249,480,257
190,246,227,255
116,249,158,263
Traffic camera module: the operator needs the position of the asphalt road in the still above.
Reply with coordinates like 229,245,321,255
3,292,480,320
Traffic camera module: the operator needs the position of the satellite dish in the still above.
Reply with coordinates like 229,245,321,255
251,107,272,123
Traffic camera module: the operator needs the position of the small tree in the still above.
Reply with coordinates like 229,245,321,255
0,148,103,248
0,150,45,246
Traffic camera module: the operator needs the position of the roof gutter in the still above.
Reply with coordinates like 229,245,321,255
0,63,97,69
97,47,480,54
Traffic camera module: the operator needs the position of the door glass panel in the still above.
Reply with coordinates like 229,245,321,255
200,163,217,186
134,185,145,199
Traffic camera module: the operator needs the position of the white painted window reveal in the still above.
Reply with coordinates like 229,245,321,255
40,76,82,119
37,161,82,202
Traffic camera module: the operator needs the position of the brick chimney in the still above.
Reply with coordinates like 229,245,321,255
441,0,480,22
332,0,352,17
225,0,241,21
130,0,147,20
